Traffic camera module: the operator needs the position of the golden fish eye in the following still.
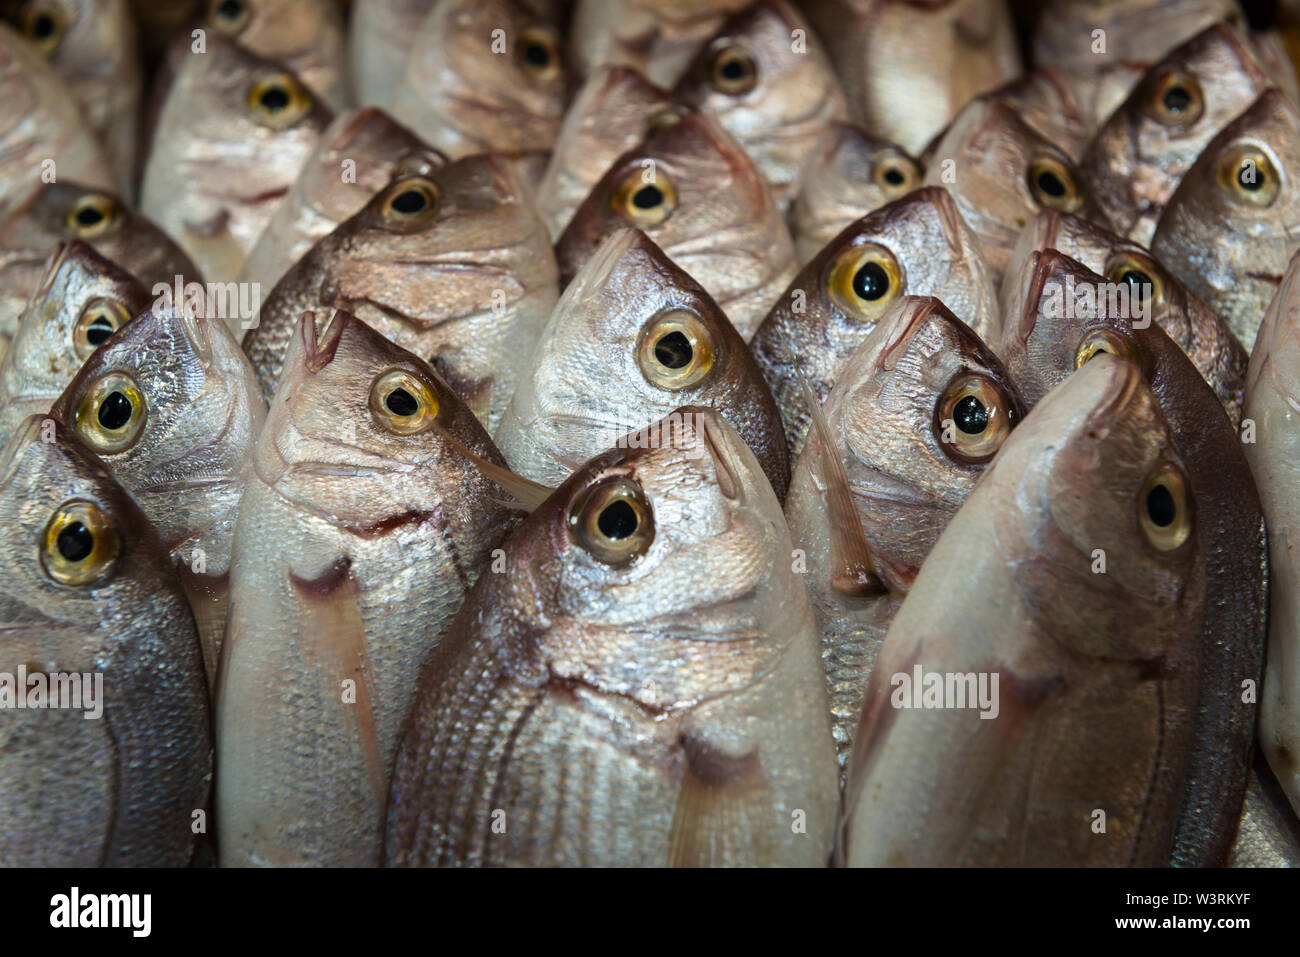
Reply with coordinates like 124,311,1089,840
22,1,66,55
612,168,678,227
1143,70,1205,127
1103,251,1169,312
1027,154,1084,212
369,369,439,435
517,26,561,81
209,0,251,34
41,500,121,586
935,373,1015,464
636,310,717,391
65,193,121,240
378,177,440,229
73,298,130,360
247,73,312,129
828,244,904,322
568,478,655,566
1139,462,1193,551
1216,144,1280,207
872,151,920,198
1074,328,1139,369
74,371,146,453
708,42,758,95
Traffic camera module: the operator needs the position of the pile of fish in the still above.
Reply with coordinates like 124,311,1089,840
4,0,1300,868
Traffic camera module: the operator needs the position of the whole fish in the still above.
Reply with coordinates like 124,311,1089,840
800,0,1021,156
0,22,113,220
670,0,848,209
750,186,1000,457
386,407,838,867
48,306,266,689
217,309,515,866
237,106,446,297
347,0,432,107
243,155,558,434
1151,88,1300,350
568,0,751,88
783,295,1023,773
1002,249,1266,865
1081,22,1274,246
789,124,921,264
0,241,150,448
139,35,332,286
840,355,1206,866
386,0,567,159
537,65,670,239
0,0,141,192
495,227,790,498
0,415,211,866
1228,762,1300,867
0,181,201,341
922,98,1108,278
1001,210,1248,424
557,110,798,340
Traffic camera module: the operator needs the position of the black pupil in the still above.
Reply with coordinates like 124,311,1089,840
852,261,890,301
954,395,989,435
56,521,94,562
385,388,419,416
390,189,426,214
524,42,549,67
1239,165,1263,191
86,315,115,345
218,0,243,19
883,167,906,186
654,331,693,369
98,391,133,431
1036,170,1067,198
632,185,664,209
32,14,54,38
260,86,290,111
1147,484,1176,527
76,205,104,226
720,57,747,81
1119,269,1151,300
597,500,638,540
1162,86,1192,113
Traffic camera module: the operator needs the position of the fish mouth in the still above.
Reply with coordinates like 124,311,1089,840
696,411,743,503
1080,352,1145,431
913,186,965,254
878,296,945,370
298,310,347,374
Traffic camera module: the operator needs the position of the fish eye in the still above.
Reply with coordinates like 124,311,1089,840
22,1,66,55
41,500,121,586
75,372,146,453
828,244,904,322
636,310,717,390
1139,462,1193,551
1216,144,1280,207
872,151,920,197
209,0,251,33
1027,154,1084,212
73,298,131,360
1143,70,1205,127
65,193,121,240
1074,328,1139,369
369,369,439,434
708,42,758,95
1103,251,1168,312
612,168,678,227
377,177,440,229
247,73,312,129
517,26,561,81
935,373,1015,463
568,478,655,565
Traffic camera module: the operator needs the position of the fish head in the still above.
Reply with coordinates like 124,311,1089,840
801,122,923,215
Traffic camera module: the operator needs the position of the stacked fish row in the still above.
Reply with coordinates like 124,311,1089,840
1,0,1299,868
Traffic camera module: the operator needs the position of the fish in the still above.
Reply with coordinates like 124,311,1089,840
750,186,1000,457
556,109,798,340
347,0,433,108
48,305,267,690
202,0,350,111
536,65,670,239
1001,249,1267,865
242,154,558,434
236,106,446,297
495,226,790,498
1080,23,1275,247
839,355,1206,866
568,0,751,88
0,0,142,192
139,34,332,286
922,98,1109,278
1228,762,1300,867
670,0,848,209
789,124,922,264
216,309,516,866
1151,88,1300,351
956,68,1094,161
386,0,567,159
0,181,201,341
385,407,838,867
0,21,113,220
783,294,1023,774
800,0,1021,156
1001,210,1248,424
0,241,150,448
0,414,211,866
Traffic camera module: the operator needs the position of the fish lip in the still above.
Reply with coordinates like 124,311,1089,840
913,186,965,254
1085,352,1145,429
299,310,347,373
176,308,214,362
878,296,945,370
1015,249,1057,346
33,242,72,299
